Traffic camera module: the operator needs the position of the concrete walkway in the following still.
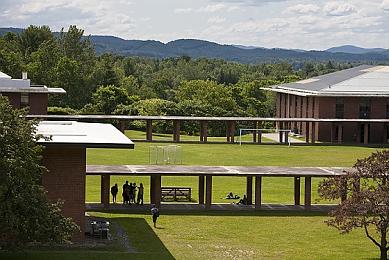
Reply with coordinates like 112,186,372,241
263,133,305,143
86,203,335,212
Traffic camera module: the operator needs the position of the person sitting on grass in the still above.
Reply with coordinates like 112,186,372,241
238,195,248,205
151,204,160,228
226,192,240,199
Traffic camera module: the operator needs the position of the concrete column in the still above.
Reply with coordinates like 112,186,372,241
246,176,253,205
337,125,343,144
146,120,153,141
150,174,161,207
284,126,289,144
173,120,180,142
198,175,205,205
118,120,126,133
364,124,369,144
205,176,212,209
305,122,310,143
294,177,300,205
304,177,312,209
200,121,208,142
226,121,236,143
101,174,110,208
255,176,262,209
279,122,284,143
311,122,316,144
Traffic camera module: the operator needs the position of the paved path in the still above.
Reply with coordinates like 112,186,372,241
86,203,335,212
263,133,305,143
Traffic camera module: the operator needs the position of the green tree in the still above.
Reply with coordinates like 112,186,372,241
0,97,77,248
91,85,131,114
19,25,53,61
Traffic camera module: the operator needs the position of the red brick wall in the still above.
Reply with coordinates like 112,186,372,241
317,97,336,142
42,146,86,241
29,93,48,115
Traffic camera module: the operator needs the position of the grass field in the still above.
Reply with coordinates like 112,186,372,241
86,130,381,204
1,211,378,260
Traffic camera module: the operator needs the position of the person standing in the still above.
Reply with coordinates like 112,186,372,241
111,183,118,203
133,182,137,204
129,183,134,204
151,204,160,228
137,183,144,205
122,181,129,204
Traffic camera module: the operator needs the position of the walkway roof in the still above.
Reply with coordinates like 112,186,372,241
86,165,348,177
36,121,134,148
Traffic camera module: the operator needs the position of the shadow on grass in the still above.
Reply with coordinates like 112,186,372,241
0,218,175,260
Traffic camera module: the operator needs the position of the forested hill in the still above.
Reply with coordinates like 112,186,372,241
1,27,388,64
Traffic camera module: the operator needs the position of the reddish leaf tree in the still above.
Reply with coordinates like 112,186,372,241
319,150,389,260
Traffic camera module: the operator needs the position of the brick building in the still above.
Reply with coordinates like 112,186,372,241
36,121,134,240
265,65,389,144
0,71,65,114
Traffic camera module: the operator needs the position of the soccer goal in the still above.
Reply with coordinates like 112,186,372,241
149,145,183,165
238,128,292,146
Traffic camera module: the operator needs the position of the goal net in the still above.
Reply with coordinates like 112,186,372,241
149,145,183,165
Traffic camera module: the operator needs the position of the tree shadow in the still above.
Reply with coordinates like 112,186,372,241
110,217,175,259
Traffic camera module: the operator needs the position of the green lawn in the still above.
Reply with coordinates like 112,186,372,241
86,132,381,204
2,211,378,260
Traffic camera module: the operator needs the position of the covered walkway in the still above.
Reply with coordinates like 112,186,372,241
87,165,347,211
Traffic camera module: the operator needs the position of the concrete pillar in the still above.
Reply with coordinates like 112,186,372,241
200,121,208,142
205,176,212,209
284,127,289,144
173,120,180,142
101,174,110,208
226,121,236,143
255,176,262,209
118,120,126,133
246,176,253,205
146,120,153,141
150,174,161,207
279,122,284,143
198,175,205,205
305,122,310,143
311,122,316,144
304,177,312,209
364,124,369,144
294,177,300,206
337,125,343,144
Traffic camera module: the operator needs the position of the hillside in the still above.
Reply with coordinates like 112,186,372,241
1,27,389,64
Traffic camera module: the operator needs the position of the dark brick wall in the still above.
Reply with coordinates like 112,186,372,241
42,146,86,241
29,93,48,115
2,93,20,108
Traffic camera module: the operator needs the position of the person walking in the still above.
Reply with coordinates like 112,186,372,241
137,183,144,205
151,204,160,228
111,183,118,203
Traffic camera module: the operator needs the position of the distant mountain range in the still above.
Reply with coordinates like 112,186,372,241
1,27,388,64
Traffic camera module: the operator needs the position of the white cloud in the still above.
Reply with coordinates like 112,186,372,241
283,4,320,14
207,16,226,24
174,8,193,14
382,0,389,11
323,2,357,16
198,3,240,13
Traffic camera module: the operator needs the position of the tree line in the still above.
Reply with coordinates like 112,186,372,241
0,25,355,135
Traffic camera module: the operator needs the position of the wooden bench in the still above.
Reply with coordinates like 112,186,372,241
161,187,192,201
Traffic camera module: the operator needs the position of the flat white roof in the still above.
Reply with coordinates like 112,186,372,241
265,65,389,97
36,121,134,148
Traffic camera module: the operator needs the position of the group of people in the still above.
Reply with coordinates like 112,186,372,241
110,181,144,205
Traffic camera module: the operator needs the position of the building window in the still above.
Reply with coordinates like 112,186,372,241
20,93,29,107
335,97,344,119
359,97,371,119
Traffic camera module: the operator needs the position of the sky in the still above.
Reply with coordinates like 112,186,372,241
1,0,389,50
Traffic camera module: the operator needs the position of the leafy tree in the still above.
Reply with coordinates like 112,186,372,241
19,25,53,60
319,150,389,260
90,85,131,114
0,97,77,248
